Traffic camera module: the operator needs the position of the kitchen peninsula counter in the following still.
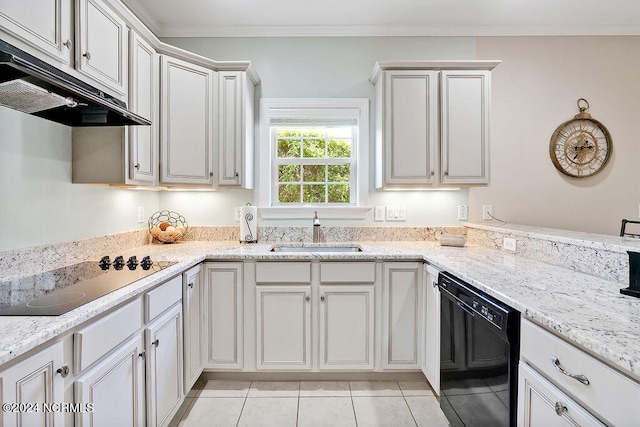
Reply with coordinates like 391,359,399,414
0,238,639,386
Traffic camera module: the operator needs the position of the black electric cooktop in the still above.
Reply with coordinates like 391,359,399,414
0,257,176,316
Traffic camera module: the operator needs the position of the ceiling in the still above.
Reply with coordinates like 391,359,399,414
121,0,640,38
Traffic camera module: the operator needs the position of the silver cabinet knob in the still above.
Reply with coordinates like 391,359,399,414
554,401,567,416
209,172,214,177
444,171,449,176
305,296,310,302
320,296,325,302
134,163,141,169
188,282,194,288
152,339,159,347
83,52,91,60
430,171,435,176
56,364,69,378
63,39,72,49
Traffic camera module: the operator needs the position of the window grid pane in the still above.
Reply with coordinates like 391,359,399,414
274,126,354,205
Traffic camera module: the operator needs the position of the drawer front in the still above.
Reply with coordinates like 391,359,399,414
256,262,311,284
521,319,640,426
145,275,182,322
320,262,376,283
74,299,143,373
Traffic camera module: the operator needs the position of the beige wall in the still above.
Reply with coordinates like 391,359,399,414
472,36,640,236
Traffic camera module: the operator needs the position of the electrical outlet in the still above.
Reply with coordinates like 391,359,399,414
137,207,145,224
503,237,517,252
234,207,241,222
483,205,493,220
374,206,385,222
457,205,468,221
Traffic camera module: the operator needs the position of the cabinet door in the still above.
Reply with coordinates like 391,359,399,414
146,304,184,427
128,32,158,184
160,55,216,186
518,363,605,427
256,286,311,370
0,340,66,427
204,263,244,370
422,265,441,395
75,0,128,96
218,71,255,188
319,285,374,371
74,336,145,427
382,262,422,369
0,0,72,65
183,265,203,392
440,70,490,185
378,70,438,187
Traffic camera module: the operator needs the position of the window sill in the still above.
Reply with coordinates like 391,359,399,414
259,206,371,220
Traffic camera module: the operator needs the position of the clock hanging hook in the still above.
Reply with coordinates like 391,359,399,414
576,98,591,119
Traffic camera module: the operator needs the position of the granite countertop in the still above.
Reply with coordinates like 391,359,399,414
1,240,639,384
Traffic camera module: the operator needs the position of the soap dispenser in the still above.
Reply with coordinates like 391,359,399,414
621,251,640,298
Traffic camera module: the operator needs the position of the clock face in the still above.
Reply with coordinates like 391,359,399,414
549,118,612,178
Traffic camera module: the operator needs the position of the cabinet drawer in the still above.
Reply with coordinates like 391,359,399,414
521,319,640,426
320,262,375,283
145,275,182,322
256,262,311,284
74,299,142,373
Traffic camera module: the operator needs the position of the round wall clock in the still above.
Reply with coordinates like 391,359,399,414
549,98,612,178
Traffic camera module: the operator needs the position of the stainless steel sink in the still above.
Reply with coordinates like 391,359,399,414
270,245,362,253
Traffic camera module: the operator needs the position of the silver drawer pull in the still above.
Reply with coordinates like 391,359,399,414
554,401,567,416
550,356,590,385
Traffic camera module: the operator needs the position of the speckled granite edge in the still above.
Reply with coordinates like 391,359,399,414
465,223,635,284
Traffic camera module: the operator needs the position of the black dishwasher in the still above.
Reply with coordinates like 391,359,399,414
438,272,520,427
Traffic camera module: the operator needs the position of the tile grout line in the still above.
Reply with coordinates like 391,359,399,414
235,380,251,427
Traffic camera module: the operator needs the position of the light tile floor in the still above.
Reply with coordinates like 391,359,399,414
170,380,450,426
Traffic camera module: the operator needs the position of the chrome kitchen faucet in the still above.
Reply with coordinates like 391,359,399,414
313,211,321,243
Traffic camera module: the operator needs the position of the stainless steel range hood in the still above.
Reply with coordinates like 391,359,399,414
0,40,150,126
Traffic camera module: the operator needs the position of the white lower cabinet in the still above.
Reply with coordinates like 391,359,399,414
204,262,244,370
183,265,203,393
382,262,422,370
518,363,604,427
319,285,374,370
519,318,640,427
422,264,441,395
74,335,145,427
145,304,184,427
0,340,67,427
256,286,312,370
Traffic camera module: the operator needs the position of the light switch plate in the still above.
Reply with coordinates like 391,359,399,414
386,206,406,222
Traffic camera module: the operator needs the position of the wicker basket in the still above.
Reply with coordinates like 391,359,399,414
148,210,188,243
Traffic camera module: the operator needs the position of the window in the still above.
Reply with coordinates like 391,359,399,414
258,99,369,219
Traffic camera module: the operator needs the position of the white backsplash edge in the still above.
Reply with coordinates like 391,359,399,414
465,223,640,284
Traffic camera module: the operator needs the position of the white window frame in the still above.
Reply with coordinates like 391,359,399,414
258,98,370,219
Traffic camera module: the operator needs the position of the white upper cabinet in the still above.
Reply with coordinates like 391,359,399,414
440,70,490,185
160,55,217,186
370,61,499,189
75,0,128,96
218,71,255,188
375,70,438,187
0,0,73,65
128,31,158,184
